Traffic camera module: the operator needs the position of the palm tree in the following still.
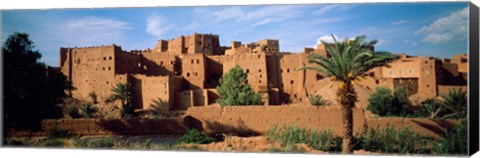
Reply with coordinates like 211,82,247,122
437,88,467,119
300,35,398,153
110,82,135,118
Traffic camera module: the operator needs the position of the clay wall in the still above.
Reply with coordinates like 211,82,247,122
114,51,142,74
131,75,182,110
185,105,366,136
451,54,468,73
205,55,225,88
142,53,177,76
38,118,186,136
181,54,206,89
61,45,121,100
185,106,459,138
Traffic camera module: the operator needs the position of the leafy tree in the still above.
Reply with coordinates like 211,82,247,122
3,32,70,135
216,65,262,106
367,87,396,116
300,35,398,153
110,82,136,118
367,86,411,116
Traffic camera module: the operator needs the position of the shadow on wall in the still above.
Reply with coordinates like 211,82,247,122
411,119,458,137
96,118,187,135
183,115,261,136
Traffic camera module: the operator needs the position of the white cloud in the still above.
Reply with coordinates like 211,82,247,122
145,13,174,38
311,4,351,15
59,17,132,45
250,18,274,27
315,34,356,45
213,5,305,22
415,7,468,44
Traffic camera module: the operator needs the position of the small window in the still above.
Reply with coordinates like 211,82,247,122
287,69,290,73
259,74,262,78
258,69,262,73
399,70,402,74
160,61,164,65
259,80,262,83
258,55,261,59
426,84,430,87
375,80,379,84
280,69,283,73
108,67,111,70
246,80,248,84
408,69,413,74
290,80,294,85
171,61,174,65
103,67,105,71
191,59,194,64
187,73,190,77
103,57,106,60
196,59,200,64
389,70,393,75
246,69,250,73
106,81,109,84
109,56,112,60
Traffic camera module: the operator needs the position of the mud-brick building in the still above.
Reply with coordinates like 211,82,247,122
59,33,468,111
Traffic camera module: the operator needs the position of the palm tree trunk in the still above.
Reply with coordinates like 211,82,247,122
337,81,357,154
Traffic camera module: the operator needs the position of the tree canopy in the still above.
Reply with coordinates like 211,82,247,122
3,32,71,132
216,65,262,106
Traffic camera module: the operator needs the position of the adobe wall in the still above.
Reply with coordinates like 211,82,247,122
185,106,459,138
181,53,206,89
184,105,367,136
9,118,186,137
142,53,177,76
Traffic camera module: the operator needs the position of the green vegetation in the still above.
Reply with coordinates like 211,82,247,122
268,144,305,153
216,65,263,106
88,91,98,104
436,88,467,119
79,103,98,118
308,94,331,106
3,32,71,139
176,128,216,144
266,125,340,152
433,119,468,155
65,105,82,119
300,35,398,153
366,86,411,116
110,82,136,118
354,126,430,154
47,127,74,139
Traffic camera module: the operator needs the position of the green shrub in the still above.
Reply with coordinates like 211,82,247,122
88,91,98,104
47,127,73,139
308,94,331,106
74,137,115,148
65,105,81,118
355,126,429,154
42,139,65,147
433,119,468,155
437,88,467,119
176,128,216,144
80,103,97,118
216,65,263,106
367,86,411,116
266,125,339,151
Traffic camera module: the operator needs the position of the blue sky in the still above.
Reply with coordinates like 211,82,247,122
1,2,469,66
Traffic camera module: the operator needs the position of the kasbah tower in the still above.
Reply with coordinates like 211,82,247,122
59,33,468,112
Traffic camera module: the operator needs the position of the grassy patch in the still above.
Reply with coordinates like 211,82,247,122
176,128,216,144
266,125,340,152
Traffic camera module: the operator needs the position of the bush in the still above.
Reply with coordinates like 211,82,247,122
437,88,467,119
216,65,263,106
47,127,73,139
367,86,411,116
65,105,82,119
88,91,98,104
433,119,468,155
308,94,331,106
80,103,97,118
266,125,340,152
74,137,115,148
355,126,429,154
176,128,216,144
